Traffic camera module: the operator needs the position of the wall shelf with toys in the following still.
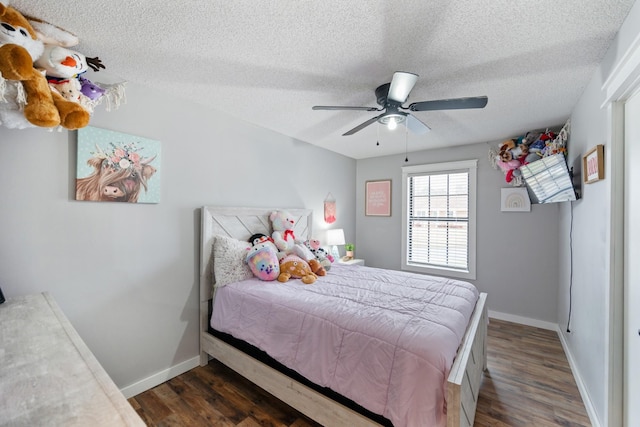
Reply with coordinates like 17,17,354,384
490,120,579,204
489,120,570,187
0,4,125,131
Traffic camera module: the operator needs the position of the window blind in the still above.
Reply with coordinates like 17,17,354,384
407,171,469,270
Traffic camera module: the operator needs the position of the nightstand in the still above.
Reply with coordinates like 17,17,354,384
337,258,364,266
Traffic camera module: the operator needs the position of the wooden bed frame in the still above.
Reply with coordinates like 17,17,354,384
199,206,488,427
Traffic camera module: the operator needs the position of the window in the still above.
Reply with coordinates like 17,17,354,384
401,159,477,280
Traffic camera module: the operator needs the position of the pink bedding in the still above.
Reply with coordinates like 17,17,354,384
210,263,479,427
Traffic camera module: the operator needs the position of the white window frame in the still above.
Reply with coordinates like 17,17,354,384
401,159,477,280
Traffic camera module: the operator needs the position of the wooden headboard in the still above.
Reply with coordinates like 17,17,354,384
199,206,313,303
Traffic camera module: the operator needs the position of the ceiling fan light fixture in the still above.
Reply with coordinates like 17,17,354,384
378,113,405,130
312,71,487,136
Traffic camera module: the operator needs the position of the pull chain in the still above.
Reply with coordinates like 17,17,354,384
404,124,409,162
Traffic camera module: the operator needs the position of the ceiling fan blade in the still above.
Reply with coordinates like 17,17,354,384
405,114,431,135
408,96,488,111
343,115,381,136
312,105,379,111
387,72,419,104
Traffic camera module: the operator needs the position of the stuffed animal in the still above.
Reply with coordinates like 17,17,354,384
498,139,516,162
306,258,327,277
35,44,104,79
36,44,107,112
245,238,280,281
304,239,333,271
292,242,315,261
78,76,105,100
0,4,89,129
528,138,546,154
248,233,278,252
496,157,521,183
521,131,542,147
270,210,297,257
277,255,318,284
49,78,82,102
28,18,79,48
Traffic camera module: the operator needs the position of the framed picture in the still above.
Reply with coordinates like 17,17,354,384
583,144,605,184
501,187,531,212
76,126,161,203
365,179,391,216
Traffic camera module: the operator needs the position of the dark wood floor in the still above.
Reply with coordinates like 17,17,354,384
128,319,591,426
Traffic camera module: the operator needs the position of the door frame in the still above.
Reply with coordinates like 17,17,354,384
601,33,640,427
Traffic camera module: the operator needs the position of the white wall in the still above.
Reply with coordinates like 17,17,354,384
356,141,561,323
559,1,640,425
0,83,356,391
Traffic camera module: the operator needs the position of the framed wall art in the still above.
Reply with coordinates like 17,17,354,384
583,144,605,184
365,179,391,216
500,187,531,212
76,126,161,203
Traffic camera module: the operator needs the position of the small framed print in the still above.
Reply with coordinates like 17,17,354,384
365,179,391,216
583,144,605,184
501,187,531,212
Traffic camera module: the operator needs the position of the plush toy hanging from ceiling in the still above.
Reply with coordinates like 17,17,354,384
0,3,124,130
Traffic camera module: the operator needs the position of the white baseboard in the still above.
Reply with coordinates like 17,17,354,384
556,330,601,427
487,310,599,427
488,310,558,331
120,356,200,399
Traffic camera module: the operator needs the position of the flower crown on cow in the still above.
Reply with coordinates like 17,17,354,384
92,142,143,171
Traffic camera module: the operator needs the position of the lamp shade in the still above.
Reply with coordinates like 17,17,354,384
326,229,345,246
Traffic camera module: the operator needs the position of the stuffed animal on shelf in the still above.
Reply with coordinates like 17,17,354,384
245,235,280,281
78,76,105,100
0,3,90,129
35,43,108,113
48,78,82,102
277,255,318,284
35,44,104,80
270,210,297,258
495,156,521,183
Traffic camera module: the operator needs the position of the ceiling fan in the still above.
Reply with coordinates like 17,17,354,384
312,72,488,136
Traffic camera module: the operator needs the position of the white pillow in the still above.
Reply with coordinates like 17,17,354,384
212,235,253,287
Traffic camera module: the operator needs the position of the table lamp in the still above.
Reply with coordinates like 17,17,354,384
326,229,345,260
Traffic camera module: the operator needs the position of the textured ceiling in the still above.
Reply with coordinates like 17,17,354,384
9,0,636,159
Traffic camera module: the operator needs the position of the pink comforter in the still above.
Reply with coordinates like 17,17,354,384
211,264,479,427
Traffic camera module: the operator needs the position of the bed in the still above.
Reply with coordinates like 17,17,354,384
199,206,488,427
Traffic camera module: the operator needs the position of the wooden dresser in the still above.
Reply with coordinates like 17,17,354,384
0,292,145,426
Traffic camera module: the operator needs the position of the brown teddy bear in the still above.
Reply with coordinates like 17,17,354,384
0,3,89,129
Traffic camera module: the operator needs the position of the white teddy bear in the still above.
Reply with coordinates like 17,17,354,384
270,210,297,259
